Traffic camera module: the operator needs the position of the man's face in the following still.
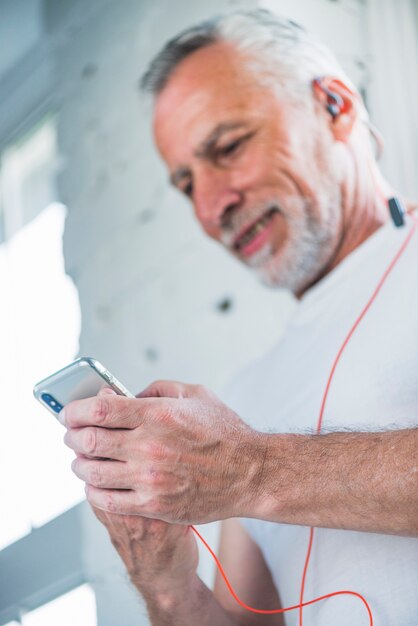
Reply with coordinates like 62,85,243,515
153,42,343,294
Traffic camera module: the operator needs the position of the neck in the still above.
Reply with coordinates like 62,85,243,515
298,149,398,299
328,178,390,272
335,141,397,261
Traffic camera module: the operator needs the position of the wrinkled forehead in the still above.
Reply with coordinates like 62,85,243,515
152,42,276,160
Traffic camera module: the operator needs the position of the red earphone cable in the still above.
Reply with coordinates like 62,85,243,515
191,211,417,626
191,524,373,622
298,211,417,624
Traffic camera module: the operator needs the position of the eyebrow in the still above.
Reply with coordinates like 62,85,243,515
169,121,248,188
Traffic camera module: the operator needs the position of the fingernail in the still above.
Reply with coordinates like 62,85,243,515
58,408,66,425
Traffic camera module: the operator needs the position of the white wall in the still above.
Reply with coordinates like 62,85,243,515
366,0,418,198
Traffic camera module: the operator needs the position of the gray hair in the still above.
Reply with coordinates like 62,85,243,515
140,9,357,106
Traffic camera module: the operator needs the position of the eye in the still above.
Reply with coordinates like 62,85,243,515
219,138,243,156
215,131,255,161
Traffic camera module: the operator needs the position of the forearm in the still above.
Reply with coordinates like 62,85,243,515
253,427,418,536
140,575,240,626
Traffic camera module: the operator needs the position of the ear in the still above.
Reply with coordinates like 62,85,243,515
312,77,359,142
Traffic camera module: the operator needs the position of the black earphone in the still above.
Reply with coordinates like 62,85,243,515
388,197,406,227
313,77,344,119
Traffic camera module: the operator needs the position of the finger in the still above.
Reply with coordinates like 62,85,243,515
85,484,142,515
136,379,207,399
136,380,189,398
72,457,132,489
61,395,146,429
91,504,150,532
98,387,117,397
86,485,179,522
64,426,130,460
91,504,137,534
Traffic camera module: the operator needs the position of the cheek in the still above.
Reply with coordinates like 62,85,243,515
239,149,267,182
242,143,279,184
236,141,303,197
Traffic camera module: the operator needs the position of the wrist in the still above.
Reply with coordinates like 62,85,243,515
237,429,273,518
141,573,202,613
245,432,295,521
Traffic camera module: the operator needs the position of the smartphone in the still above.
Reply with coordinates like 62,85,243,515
33,357,135,418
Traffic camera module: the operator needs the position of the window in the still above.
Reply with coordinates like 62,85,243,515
0,121,82,551
0,118,57,241
22,585,96,626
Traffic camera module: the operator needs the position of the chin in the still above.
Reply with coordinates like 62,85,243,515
251,243,324,295
255,265,304,292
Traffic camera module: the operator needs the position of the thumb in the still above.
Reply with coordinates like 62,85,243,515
97,386,117,397
136,379,190,399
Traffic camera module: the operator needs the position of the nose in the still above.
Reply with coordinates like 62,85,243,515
192,168,243,237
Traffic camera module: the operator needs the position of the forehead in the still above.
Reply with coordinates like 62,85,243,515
153,42,279,161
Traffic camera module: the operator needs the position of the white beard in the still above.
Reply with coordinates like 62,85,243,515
251,191,342,294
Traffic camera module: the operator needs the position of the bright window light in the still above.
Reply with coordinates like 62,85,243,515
0,119,57,239
22,584,97,626
0,203,83,550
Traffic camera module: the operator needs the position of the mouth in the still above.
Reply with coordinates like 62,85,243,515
233,207,279,257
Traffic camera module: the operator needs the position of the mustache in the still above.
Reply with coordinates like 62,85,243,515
220,203,281,248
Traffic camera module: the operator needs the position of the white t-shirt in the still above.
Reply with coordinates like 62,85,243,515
225,213,418,626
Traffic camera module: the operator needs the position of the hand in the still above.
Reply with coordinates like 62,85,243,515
62,382,265,524
91,505,199,598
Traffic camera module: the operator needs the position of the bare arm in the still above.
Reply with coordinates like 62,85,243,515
254,427,418,536
214,519,284,626
92,509,242,626
65,386,418,537
144,576,241,626
145,519,284,626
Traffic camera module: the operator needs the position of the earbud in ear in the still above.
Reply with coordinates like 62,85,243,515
326,102,341,119
313,77,344,120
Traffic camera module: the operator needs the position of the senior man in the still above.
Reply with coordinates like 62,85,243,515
61,10,418,626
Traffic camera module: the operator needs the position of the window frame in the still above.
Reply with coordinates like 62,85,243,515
0,504,86,625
